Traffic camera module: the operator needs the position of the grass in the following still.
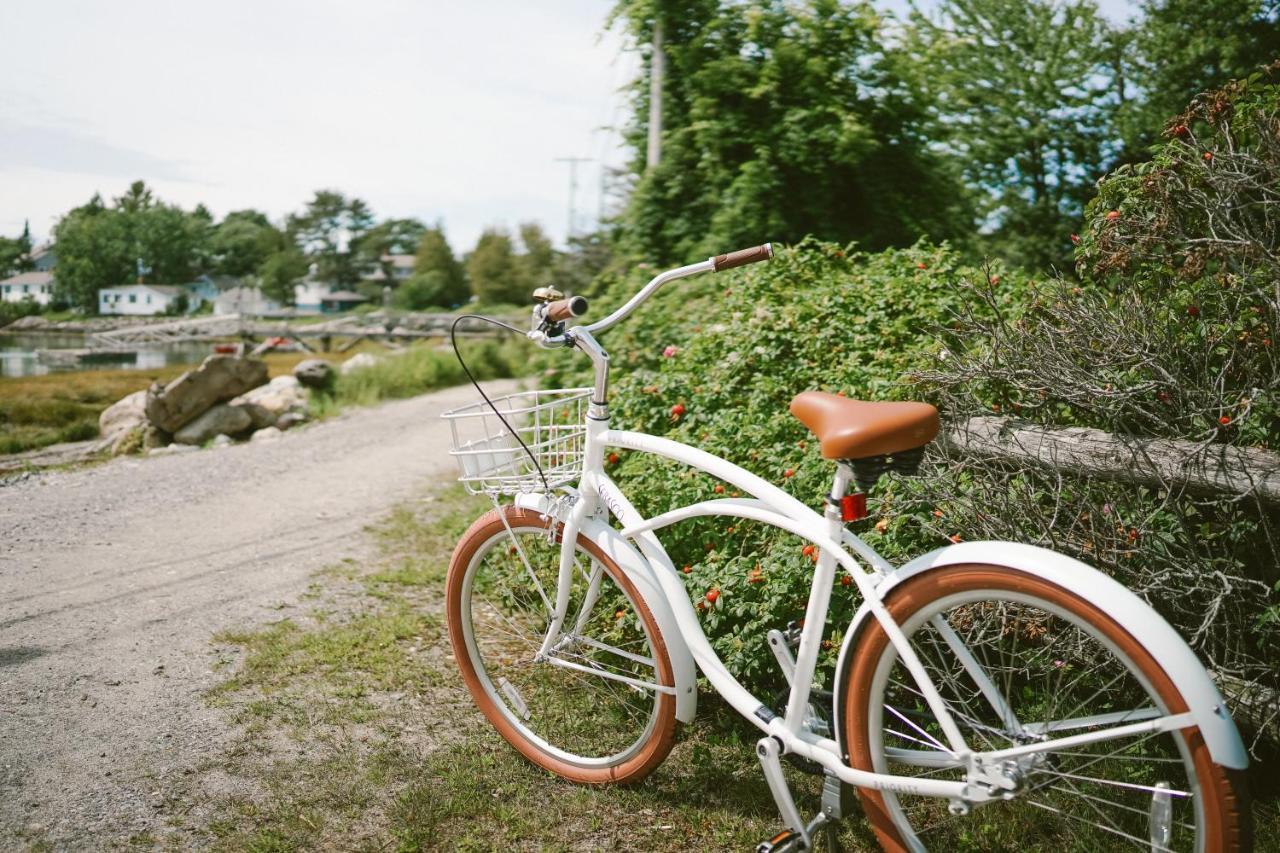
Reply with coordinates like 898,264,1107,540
0,334,528,457
197,486,880,851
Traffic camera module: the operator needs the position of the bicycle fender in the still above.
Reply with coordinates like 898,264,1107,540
513,494,698,723
833,541,1248,770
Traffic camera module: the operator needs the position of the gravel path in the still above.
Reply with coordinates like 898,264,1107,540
0,381,514,848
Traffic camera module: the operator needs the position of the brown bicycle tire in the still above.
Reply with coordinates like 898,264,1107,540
446,506,678,785
840,565,1251,852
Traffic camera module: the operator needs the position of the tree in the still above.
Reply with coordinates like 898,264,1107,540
286,190,375,287
356,217,426,281
517,222,556,292
466,228,523,305
903,0,1119,270
53,182,210,311
258,247,309,306
211,209,283,277
0,221,33,278
1122,0,1280,152
397,225,468,308
610,0,972,264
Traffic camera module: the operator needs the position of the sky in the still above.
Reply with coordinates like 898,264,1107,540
0,0,1141,254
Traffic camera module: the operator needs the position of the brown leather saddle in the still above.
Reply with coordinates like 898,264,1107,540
789,391,939,489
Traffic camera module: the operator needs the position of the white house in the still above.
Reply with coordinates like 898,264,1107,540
364,253,415,283
214,286,282,316
98,284,189,316
0,271,55,306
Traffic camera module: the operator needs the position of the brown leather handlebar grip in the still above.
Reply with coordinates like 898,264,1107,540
545,295,589,322
711,242,774,272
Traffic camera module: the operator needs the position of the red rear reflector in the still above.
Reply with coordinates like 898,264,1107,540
841,493,867,522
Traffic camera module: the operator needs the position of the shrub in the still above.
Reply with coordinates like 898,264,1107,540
913,67,1280,743
334,338,527,408
547,239,1027,690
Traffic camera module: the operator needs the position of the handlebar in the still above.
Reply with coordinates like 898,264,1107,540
711,243,773,272
544,295,589,322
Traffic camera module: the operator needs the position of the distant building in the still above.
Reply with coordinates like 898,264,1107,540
0,271,55,306
214,286,282,316
185,274,241,310
99,284,190,316
29,243,56,273
294,279,370,313
363,254,415,283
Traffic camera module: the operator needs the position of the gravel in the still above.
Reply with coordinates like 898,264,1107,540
0,380,515,848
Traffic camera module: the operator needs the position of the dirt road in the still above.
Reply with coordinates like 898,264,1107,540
0,381,514,848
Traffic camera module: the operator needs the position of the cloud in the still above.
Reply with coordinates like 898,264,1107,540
0,121,188,182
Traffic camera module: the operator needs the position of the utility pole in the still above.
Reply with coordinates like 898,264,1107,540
647,19,664,170
554,156,592,243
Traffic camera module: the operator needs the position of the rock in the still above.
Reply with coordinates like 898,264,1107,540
172,404,252,445
147,443,198,457
275,412,307,431
231,401,276,430
232,375,307,419
211,434,234,448
250,426,283,443
5,315,49,330
98,391,149,445
293,358,335,389
340,353,380,374
145,355,269,432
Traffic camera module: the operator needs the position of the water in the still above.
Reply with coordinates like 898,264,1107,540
0,333,215,378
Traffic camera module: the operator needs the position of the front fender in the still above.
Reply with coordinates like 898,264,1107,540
514,493,697,723
833,541,1247,770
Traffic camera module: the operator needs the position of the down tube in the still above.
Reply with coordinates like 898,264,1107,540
587,469,779,728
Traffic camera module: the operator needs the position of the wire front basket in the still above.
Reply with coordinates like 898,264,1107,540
443,387,591,495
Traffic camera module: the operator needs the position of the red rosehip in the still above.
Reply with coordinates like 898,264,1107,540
1219,415,1231,425
783,468,795,478
713,484,724,494
1187,305,1200,317
607,452,620,465
840,575,852,586
1070,233,1081,245
1203,151,1214,162
916,262,927,270
949,534,962,544
801,544,816,558
1172,124,1188,137
671,403,686,417
682,565,692,574
1106,210,1120,221
705,588,720,603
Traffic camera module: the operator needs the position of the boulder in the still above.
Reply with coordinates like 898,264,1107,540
232,401,277,430
172,403,252,446
98,390,149,444
145,355,269,433
340,353,380,374
231,375,307,419
293,358,335,389
275,412,307,431
5,315,49,330
250,426,283,443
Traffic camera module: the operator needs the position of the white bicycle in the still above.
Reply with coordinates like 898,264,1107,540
442,245,1251,852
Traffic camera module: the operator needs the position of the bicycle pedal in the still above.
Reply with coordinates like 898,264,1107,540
757,829,806,853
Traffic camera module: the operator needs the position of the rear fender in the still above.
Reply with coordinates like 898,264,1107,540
833,541,1247,770
514,493,697,723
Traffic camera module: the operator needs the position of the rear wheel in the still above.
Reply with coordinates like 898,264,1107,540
446,506,677,784
841,565,1249,852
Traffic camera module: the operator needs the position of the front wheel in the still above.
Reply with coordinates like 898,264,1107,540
445,505,678,784
840,564,1250,852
